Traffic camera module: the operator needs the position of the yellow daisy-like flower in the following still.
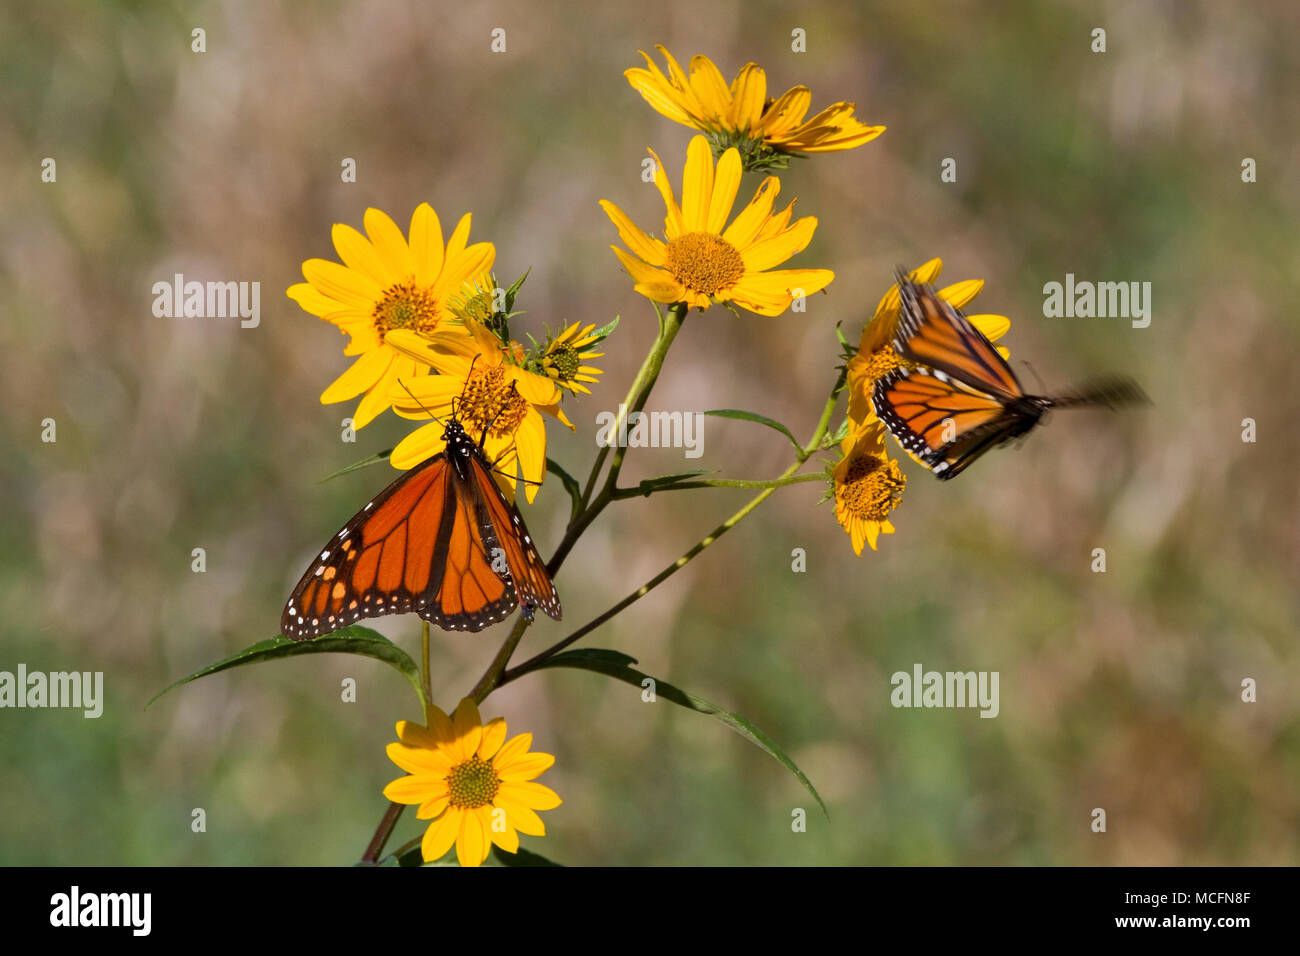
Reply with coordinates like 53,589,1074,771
286,204,495,429
600,134,833,316
626,46,885,170
382,698,561,868
386,320,566,503
534,322,605,395
845,258,1012,428
832,422,906,555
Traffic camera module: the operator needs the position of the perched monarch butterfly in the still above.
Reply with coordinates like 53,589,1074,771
872,270,1147,480
281,402,561,640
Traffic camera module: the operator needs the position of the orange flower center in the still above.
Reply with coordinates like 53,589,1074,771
459,363,529,439
665,231,745,296
444,754,501,810
373,280,441,335
860,347,908,384
838,454,906,522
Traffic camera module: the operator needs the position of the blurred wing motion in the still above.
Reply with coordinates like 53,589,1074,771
282,420,560,639
872,271,1147,480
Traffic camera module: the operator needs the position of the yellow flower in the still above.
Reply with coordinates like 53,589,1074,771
386,319,566,502
534,322,605,395
832,422,905,555
382,698,561,868
625,46,885,169
846,258,1012,427
600,134,833,316
286,204,494,429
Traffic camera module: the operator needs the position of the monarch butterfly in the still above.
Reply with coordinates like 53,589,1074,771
871,270,1147,480
281,403,561,640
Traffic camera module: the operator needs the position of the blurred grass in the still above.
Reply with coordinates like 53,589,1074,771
1,0,1297,865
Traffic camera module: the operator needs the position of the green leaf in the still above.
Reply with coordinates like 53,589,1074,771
704,408,801,453
835,319,852,352
502,267,531,314
492,845,563,867
318,448,393,483
530,648,828,818
636,470,710,496
587,314,620,345
546,457,583,521
147,625,426,711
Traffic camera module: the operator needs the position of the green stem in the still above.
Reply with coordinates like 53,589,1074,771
501,382,845,685
420,620,432,724
611,472,824,499
468,613,531,704
549,301,688,575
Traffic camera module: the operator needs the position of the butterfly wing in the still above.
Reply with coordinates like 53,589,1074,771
893,275,1023,399
465,451,561,621
873,367,1042,480
418,456,521,633
282,454,469,639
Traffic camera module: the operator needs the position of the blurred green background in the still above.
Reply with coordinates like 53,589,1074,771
2,0,1297,866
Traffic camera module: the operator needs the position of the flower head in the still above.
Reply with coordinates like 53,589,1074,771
601,135,833,316
386,319,566,502
832,423,906,555
383,698,561,867
287,204,494,428
846,258,1012,428
532,321,605,395
626,46,885,170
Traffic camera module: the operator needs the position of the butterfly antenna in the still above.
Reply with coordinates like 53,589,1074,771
397,379,445,425
1022,359,1047,395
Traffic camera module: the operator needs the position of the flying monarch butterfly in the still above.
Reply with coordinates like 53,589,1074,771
871,270,1147,480
281,394,561,640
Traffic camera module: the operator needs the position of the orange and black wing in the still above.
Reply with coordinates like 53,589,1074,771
873,367,1039,480
466,451,561,622
282,453,517,639
893,274,1023,399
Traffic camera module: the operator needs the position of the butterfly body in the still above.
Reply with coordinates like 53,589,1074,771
282,418,560,640
872,273,1145,479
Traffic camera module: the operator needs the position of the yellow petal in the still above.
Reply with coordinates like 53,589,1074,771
455,807,489,867
647,147,684,239
320,348,392,404
409,203,445,287
390,422,448,469
680,135,714,233
492,794,546,836
302,258,382,308
364,207,414,279
705,148,742,235
331,223,392,287
417,792,451,820
625,64,696,127
612,246,677,289
451,697,483,761
938,279,983,310
287,282,344,317
599,200,667,266
729,63,766,131
496,751,556,782
421,809,460,863
444,212,473,266
758,85,812,136
499,780,562,810
478,717,508,760
397,720,442,750
495,732,533,766
687,54,731,122
350,357,401,429
968,313,1011,342
513,409,548,503
721,177,781,249
740,215,818,272
382,774,444,804
488,816,520,853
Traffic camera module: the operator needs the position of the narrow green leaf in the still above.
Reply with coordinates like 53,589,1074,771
531,648,828,818
502,267,531,313
587,314,620,345
636,470,710,496
318,448,393,483
492,845,563,867
147,625,426,711
703,408,801,453
545,457,583,521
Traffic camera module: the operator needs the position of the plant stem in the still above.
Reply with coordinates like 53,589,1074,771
468,613,531,703
420,619,432,723
361,801,405,864
549,301,688,575
500,381,845,685
611,472,825,499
